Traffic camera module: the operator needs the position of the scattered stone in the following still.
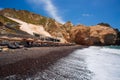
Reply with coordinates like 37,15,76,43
0,48,2,52
2,47,9,51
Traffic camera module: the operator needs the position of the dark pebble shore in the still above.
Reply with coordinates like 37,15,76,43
0,45,86,78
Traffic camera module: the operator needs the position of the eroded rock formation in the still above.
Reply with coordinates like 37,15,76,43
70,25,117,45
0,8,119,45
70,25,92,45
90,25,117,45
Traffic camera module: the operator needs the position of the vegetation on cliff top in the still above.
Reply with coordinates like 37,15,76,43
97,22,111,27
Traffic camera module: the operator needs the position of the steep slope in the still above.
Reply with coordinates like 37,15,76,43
0,8,48,25
0,8,119,45
0,15,18,25
0,15,30,36
7,17,51,37
0,8,71,42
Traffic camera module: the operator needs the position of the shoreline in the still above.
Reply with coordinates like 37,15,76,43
0,45,86,77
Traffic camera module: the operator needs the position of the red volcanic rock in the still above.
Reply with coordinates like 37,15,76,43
90,25,117,45
70,25,117,45
70,25,92,45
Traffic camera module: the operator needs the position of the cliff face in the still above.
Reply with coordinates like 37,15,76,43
114,29,120,45
6,17,52,37
0,8,71,43
0,8,119,45
70,25,91,45
70,25,117,45
0,15,30,36
90,25,117,45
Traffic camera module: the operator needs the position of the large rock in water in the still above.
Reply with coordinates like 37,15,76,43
90,25,117,45
70,25,92,45
70,25,117,45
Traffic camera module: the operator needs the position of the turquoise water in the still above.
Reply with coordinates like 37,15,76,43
106,46,120,49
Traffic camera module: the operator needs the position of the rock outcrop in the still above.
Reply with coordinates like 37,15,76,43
62,21,73,42
114,29,120,45
0,8,119,45
70,25,117,45
0,8,68,43
70,25,92,45
90,25,117,45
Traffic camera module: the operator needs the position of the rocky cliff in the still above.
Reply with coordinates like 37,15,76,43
70,25,91,45
114,29,120,45
0,8,71,43
90,25,117,45
0,8,119,45
70,25,117,45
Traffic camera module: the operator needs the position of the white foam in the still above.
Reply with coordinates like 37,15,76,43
75,46,120,80
25,46,120,80
4,46,120,80
100,47,120,55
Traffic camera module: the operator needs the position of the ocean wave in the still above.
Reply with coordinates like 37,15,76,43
82,46,120,55
3,46,120,80
100,47,120,55
75,46,120,80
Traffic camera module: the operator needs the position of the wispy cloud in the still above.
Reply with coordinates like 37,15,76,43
27,0,65,23
82,14,92,17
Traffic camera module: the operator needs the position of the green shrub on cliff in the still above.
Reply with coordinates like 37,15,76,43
97,22,111,27
0,15,18,24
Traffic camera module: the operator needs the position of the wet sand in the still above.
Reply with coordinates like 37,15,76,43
0,45,85,77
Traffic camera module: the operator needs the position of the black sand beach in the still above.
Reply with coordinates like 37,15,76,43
0,45,84,78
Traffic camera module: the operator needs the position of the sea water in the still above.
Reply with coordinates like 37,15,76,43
4,46,120,80
82,46,120,80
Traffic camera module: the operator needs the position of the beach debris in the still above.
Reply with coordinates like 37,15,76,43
2,47,9,51
0,35,73,51
8,43,18,49
0,48,2,52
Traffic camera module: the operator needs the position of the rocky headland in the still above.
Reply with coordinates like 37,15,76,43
70,24,117,46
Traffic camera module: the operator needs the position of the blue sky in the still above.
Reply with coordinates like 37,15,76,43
0,0,120,29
